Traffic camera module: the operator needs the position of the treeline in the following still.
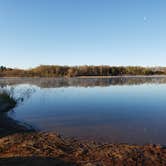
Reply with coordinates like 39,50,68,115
0,65,166,77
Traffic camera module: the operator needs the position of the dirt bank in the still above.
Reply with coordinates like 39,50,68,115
0,132,166,166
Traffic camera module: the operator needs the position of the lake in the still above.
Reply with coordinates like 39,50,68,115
1,76,166,145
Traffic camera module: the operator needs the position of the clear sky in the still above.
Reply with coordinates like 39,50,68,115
0,0,166,69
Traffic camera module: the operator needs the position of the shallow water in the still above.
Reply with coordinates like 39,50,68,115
1,77,166,145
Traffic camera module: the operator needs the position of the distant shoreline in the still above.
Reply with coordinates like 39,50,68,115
77,75,166,78
1,65,166,77
1,75,166,79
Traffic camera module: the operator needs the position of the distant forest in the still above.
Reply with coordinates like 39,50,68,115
0,65,166,77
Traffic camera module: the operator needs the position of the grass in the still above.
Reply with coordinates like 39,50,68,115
0,92,17,112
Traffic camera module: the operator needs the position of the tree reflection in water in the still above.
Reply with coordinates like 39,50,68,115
0,76,166,88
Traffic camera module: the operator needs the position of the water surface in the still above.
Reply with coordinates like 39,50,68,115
1,77,166,144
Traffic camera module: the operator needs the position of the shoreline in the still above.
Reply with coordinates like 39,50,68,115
1,75,166,79
0,109,166,165
0,132,166,166
77,75,166,78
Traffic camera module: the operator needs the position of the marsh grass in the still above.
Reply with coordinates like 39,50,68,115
0,91,17,112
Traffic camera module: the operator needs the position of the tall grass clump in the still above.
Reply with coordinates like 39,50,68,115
0,89,17,112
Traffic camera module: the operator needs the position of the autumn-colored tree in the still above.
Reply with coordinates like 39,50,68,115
0,65,165,77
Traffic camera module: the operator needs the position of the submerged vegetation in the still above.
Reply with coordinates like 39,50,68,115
1,65,166,77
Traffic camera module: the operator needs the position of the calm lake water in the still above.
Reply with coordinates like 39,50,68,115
1,77,166,145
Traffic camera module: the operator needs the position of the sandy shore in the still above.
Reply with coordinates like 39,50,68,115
0,132,166,166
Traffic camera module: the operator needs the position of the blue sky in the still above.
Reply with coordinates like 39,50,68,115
0,0,166,68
